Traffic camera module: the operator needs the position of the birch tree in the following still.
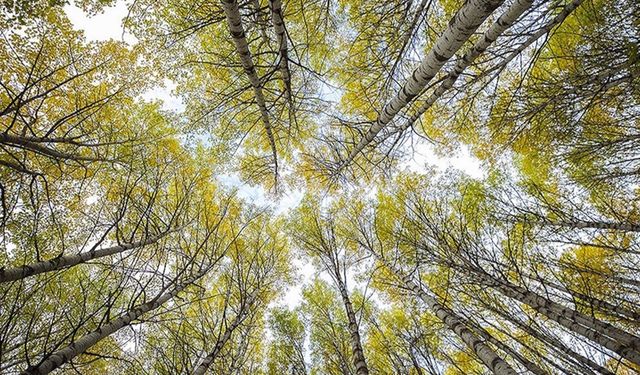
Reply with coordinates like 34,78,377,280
221,0,280,187
292,197,370,375
331,0,504,175
23,265,210,374
399,173,640,372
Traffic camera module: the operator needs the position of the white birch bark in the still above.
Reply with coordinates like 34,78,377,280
269,0,293,110
488,302,616,375
375,256,517,375
0,229,177,283
22,270,206,374
479,273,640,366
192,290,259,375
400,0,533,131
469,319,547,375
337,0,504,172
336,278,370,375
221,0,279,180
543,219,640,233
0,133,114,163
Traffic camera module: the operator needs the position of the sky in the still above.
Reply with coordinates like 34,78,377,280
63,1,485,308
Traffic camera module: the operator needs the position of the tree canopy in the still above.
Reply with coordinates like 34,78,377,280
1,0,639,373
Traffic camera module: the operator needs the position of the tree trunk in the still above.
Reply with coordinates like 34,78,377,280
269,0,294,111
467,319,547,375
221,0,279,181
487,302,615,375
335,277,370,375
476,272,640,366
0,132,111,163
525,273,640,322
544,219,640,233
192,290,259,375
0,229,177,283
378,257,517,375
22,270,206,374
338,0,504,172
402,0,533,130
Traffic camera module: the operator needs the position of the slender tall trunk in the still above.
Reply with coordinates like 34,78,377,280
0,133,112,163
399,0,533,131
269,0,294,111
22,269,206,375
467,319,547,375
221,0,279,181
0,229,177,283
192,290,259,375
477,0,584,81
376,257,517,375
335,276,369,375
475,271,640,366
337,0,503,172
487,303,615,375
525,273,640,321
542,219,640,233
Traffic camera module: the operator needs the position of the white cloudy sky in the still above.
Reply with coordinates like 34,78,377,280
63,1,485,307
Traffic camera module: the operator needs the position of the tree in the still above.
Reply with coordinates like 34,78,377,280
327,0,505,176
291,197,370,374
301,278,357,375
221,0,280,188
395,173,640,372
345,183,518,375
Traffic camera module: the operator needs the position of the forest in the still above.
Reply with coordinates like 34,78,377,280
0,0,639,373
